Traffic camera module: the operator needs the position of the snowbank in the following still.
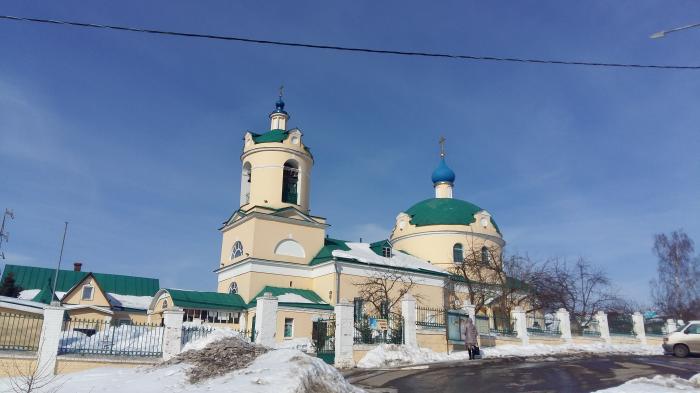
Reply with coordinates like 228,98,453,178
181,328,246,352
594,373,700,392
60,325,163,354
0,349,363,393
357,343,664,368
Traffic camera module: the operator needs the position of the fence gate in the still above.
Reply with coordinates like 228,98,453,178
313,317,335,365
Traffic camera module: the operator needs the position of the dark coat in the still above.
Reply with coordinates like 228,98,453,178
464,319,479,346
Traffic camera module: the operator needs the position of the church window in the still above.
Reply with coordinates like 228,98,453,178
282,160,299,204
229,282,238,294
453,243,464,263
81,285,94,300
231,241,244,259
382,246,392,258
481,246,490,265
284,318,294,338
162,299,168,309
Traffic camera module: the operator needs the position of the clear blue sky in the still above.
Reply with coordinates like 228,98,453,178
1,1,699,302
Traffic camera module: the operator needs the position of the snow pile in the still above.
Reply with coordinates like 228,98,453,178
333,242,445,274
275,337,315,352
181,328,246,352
106,293,153,310
595,373,700,392
357,343,664,368
60,325,163,354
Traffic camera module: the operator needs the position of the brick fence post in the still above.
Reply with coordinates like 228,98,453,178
595,311,611,344
334,299,355,369
36,305,65,377
254,292,278,347
510,307,528,345
632,312,647,345
162,308,184,360
556,308,572,343
401,294,417,347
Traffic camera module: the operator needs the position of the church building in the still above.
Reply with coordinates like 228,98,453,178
148,94,506,343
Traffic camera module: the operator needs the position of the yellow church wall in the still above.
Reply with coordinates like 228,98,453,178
251,219,324,265
0,355,37,378
222,271,311,304
61,276,112,308
417,329,448,352
112,311,149,324
274,309,324,342
338,272,445,311
220,219,257,268
312,273,336,305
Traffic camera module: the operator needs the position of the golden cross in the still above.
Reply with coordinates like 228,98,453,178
279,85,284,98
439,136,446,158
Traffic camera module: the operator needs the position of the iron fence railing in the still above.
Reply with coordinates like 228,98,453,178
415,306,446,329
59,319,164,357
571,319,601,337
0,312,43,352
491,315,516,336
608,314,635,337
354,314,404,345
181,325,250,347
526,314,561,336
475,315,490,335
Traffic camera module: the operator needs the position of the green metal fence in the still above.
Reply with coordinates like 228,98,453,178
354,314,404,345
608,314,635,337
526,314,561,336
570,318,601,337
0,312,43,352
491,315,516,336
59,319,164,357
415,306,446,329
181,325,250,347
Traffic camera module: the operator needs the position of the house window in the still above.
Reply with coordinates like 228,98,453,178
282,160,299,204
382,246,392,258
284,318,294,338
231,241,244,260
453,243,463,263
81,285,94,300
353,297,364,322
229,282,238,294
481,246,490,265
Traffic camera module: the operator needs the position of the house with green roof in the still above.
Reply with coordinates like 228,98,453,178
0,263,159,324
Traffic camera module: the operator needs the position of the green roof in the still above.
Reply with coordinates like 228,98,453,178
1,264,160,297
165,289,247,310
369,240,391,257
405,198,499,230
309,238,350,266
248,286,332,310
251,129,288,143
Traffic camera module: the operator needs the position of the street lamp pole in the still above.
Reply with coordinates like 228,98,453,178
650,22,700,39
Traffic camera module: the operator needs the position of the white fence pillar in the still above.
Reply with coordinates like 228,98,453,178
36,306,65,377
556,308,572,342
162,308,185,360
666,318,677,334
334,299,355,369
239,311,248,334
510,307,528,345
401,295,417,347
254,292,278,347
632,312,647,345
595,311,611,343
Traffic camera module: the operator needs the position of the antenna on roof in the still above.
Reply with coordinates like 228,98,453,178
50,221,69,306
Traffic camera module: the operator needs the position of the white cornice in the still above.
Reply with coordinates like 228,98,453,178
220,210,327,232
390,230,506,247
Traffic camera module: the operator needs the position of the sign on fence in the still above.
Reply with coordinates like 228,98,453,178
370,318,388,331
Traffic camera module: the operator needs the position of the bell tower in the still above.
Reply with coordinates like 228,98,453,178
239,92,313,214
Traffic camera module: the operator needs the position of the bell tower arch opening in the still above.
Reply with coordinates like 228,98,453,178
240,161,252,206
282,160,300,205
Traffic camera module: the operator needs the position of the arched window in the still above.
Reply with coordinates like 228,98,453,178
240,162,252,206
231,241,244,260
453,243,463,263
481,246,490,265
228,282,238,294
282,160,299,204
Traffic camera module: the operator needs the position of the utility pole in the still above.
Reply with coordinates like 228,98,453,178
0,209,14,260
51,222,69,306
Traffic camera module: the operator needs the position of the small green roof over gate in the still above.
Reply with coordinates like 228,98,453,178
1,264,160,297
165,289,247,310
248,286,332,310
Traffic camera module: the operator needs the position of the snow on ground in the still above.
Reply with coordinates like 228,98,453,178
594,373,700,392
332,242,445,274
275,337,314,352
0,349,363,393
357,343,664,368
60,324,164,353
181,328,246,352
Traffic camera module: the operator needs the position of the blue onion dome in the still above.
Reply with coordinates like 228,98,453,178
431,158,456,184
271,96,289,116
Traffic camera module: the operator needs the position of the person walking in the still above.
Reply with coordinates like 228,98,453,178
464,317,479,360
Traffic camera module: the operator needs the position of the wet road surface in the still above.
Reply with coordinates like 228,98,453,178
344,354,700,392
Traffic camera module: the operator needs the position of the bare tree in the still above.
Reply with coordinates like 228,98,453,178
354,269,423,317
650,229,700,320
3,345,64,393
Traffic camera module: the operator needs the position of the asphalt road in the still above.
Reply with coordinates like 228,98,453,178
344,354,700,392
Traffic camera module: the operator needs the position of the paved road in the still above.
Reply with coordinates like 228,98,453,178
344,355,700,392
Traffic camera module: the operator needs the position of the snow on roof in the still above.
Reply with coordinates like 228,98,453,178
107,293,153,310
277,293,316,304
332,242,446,274
0,295,46,313
17,289,40,300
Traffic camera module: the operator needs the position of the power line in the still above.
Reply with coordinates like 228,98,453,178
1,14,699,70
